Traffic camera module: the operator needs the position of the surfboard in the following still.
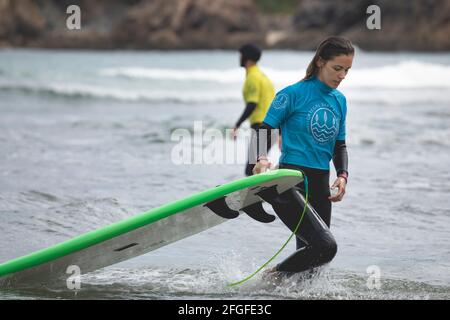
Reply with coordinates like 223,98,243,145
0,169,303,288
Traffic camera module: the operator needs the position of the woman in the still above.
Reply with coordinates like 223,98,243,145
254,36,354,274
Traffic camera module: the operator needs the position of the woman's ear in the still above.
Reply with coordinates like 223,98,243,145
316,57,325,68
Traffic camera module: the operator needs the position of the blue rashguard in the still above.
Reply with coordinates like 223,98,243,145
264,76,347,170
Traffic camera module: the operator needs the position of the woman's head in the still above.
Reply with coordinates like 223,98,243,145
304,36,354,89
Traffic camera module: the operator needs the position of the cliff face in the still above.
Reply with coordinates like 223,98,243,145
113,0,265,49
0,0,449,51
286,0,450,51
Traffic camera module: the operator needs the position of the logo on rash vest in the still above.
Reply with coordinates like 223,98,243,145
272,93,289,109
307,103,340,144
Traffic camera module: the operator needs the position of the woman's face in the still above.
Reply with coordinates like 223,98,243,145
317,54,353,89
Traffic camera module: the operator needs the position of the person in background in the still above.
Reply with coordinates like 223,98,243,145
233,43,276,176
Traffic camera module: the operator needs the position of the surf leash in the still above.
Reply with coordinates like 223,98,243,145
227,171,309,287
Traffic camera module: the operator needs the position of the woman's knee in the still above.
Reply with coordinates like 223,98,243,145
319,237,337,263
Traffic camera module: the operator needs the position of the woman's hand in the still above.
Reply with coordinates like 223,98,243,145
328,177,347,202
252,157,272,174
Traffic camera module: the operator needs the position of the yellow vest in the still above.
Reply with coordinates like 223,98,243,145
243,65,275,125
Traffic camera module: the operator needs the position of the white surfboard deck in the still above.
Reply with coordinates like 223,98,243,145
0,170,302,288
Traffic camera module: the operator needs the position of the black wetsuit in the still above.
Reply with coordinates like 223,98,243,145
256,123,348,273
245,123,275,176
275,164,336,273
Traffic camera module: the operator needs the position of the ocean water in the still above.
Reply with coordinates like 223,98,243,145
0,49,449,300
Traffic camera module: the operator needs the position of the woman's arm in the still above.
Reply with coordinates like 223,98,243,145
333,140,348,181
252,122,275,174
330,139,348,202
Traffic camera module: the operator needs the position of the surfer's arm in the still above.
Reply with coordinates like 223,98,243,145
235,102,257,128
330,139,348,202
333,140,348,180
255,122,274,157
252,122,274,174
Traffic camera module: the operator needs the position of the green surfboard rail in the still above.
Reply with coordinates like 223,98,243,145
0,169,302,278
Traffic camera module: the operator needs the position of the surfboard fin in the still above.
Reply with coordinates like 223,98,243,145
241,202,276,223
204,196,239,219
255,185,283,204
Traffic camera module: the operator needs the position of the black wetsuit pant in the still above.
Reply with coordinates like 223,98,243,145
273,163,337,273
245,123,275,176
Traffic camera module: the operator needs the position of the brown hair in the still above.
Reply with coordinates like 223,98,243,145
303,36,354,80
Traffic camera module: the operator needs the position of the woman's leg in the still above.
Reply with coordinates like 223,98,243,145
273,164,336,273
280,164,331,227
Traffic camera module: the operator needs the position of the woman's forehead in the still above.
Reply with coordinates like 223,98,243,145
328,54,353,67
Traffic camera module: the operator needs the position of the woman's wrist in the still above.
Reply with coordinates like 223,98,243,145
337,171,348,183
257,155,268,162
